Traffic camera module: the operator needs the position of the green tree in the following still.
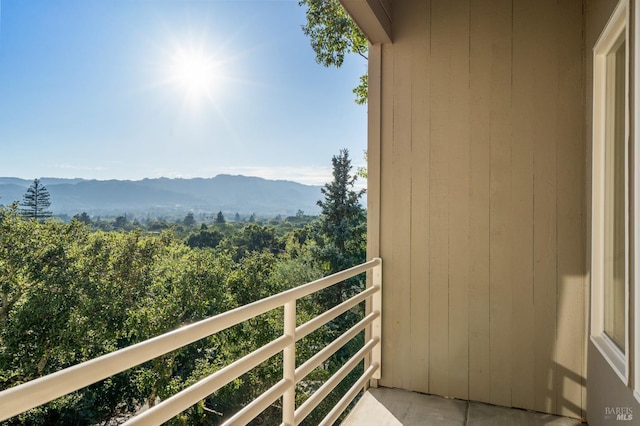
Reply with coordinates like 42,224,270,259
313,148,367,375
0,212,233,424
113,215,128,229
316,149,366,274
0,198,367,424
0,212,147,424
307,150,367,424
214,211,225,224
299,0,368,104
72,212,91,225
20,178,52,221
148,218,171,231
183,212,196,227
222,224,284,261
185,228,224,249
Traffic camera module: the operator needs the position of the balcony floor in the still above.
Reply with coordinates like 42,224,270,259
341,387,586,425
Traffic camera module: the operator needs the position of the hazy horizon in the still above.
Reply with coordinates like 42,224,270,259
0,1,367,187
0,172,331,187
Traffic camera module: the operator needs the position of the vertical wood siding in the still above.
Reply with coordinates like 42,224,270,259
374,0,586,417
408,0,431,395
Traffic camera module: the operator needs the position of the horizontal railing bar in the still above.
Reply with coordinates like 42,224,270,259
295,285,378,341
0,258,380,422
283,257,378,302
221,379,290,426
295,311,379,383
294,337,379,424
124,335,292,425
320,363,379,426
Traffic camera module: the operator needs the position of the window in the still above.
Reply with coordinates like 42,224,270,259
591,0,629,383
603,35,626,351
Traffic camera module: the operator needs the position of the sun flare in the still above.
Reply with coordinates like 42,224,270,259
169,47,221,98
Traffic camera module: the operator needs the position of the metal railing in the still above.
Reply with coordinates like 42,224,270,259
0,257,382,425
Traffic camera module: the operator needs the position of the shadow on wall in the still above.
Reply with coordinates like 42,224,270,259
549,271,587,420
547,361,586,420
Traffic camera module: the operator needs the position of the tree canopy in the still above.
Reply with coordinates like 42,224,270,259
0,150,368,424
299,0,369,104
183,212,196,227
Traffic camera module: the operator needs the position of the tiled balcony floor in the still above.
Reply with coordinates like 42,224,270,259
341,387,586,425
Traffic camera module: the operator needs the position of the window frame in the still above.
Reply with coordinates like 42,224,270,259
591,0,630,384
634,0,640,403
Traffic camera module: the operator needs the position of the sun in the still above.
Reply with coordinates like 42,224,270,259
154,36,241,114
169,47,222,99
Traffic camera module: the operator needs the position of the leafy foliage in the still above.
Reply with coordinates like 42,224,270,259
0,150,368,425
299,0,369,104
299,0,367,66
0,207,233,424
185,228,224,249
221,224,285,261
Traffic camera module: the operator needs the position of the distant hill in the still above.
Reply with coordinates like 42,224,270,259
0,175,324,217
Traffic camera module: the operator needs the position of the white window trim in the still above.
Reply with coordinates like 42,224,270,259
591,0,630,385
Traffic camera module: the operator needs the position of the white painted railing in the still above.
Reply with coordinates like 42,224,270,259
0,257,382,425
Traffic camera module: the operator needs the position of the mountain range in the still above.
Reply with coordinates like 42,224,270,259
0,175,324,217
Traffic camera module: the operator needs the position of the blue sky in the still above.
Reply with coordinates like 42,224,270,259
0,0,367,186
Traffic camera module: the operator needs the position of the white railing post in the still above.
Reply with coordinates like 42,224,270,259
283,300,296,426
372,258,382,381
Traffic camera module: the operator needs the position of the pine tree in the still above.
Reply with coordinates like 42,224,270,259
313,149,368,405
316,148,366,273
20,178,52,221
313,149,366,312
214,211,225,224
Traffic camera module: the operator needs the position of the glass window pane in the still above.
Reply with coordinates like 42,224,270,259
603,38,626,351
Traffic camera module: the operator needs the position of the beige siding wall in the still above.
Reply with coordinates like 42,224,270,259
369,0,586,417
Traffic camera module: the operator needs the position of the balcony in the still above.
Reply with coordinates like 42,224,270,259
0,259,382,425
343,388,584,426
0,257,586,425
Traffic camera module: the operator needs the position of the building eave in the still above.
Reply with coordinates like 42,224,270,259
340,0,392,44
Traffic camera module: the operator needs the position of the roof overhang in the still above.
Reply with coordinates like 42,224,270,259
339,0,392,44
